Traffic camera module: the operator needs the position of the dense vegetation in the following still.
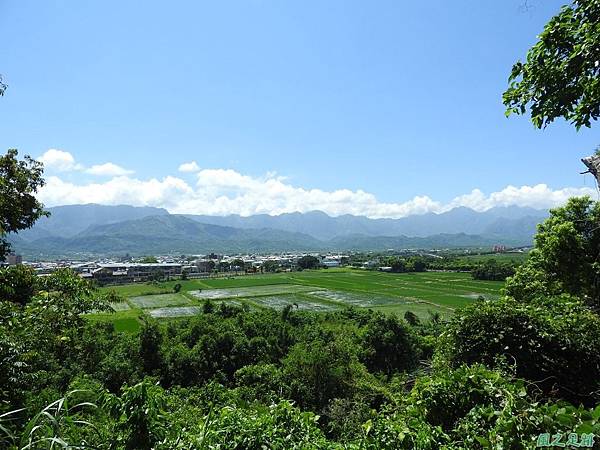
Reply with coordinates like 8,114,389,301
471,259,517,281
1,182,599,447
1,263,599,449
2,1,600,447
503,0,600,129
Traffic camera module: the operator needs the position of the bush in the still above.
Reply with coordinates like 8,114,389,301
234,363,289,404
171,400,328,449
362,365,600,450
441,297,600,406
0,264,37,305
504,197,600,309
471,259,516,281
360,313,421,376
283,336,364,411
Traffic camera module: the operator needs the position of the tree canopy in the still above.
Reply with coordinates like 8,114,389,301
505,196,600,310
0,149,48,260
297,255,320,270
503,0,600,129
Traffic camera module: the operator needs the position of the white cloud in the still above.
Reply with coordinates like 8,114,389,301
37,148,133,177
39,176,193,210
178,161,200,173
85,163,134,176
37,149,83,172
36,165,598,218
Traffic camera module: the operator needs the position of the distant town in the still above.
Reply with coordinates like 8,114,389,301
1,245,530,286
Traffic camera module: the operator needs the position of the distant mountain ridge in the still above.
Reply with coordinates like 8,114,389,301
11,215,325,258
8,204,546,258
183,206,548,240
17,204,169,240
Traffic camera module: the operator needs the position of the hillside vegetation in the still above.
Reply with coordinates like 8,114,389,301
2,0,600,447
1,192,600,448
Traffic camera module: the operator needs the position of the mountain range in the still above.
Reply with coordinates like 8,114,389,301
7,204,548,258
184,205,546,240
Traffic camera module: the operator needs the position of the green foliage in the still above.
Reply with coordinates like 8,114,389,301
0,149,48,259
172,282,181,293
377,256,429,273
139,319,163,375
0,269,111,411
362,365,600,450
104,380,167,450
217,261,230,272
102,289,126,304
505,197,600,309
0,265,36,305
261,260,280,272
503,0,600,129
443,296,600,405
0,389,100,449
234,363,289,404
324,397,375,442
202,298,214,314
139,256,158,263
297,255,320,270
34,268,112,329
283,335,365,411
403,310,420,326
471,259,516,281
360,313,420,376
231,259,245,271
171,400,329,449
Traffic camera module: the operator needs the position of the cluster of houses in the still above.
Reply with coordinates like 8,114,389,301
6,253,348,285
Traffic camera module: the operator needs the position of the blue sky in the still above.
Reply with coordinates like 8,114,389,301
0,0,598,217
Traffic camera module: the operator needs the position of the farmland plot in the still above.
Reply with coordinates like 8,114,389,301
247,294,342,311
130,293,190,309
307,290,403,308
110,302,131,311
148,306,201,318
190,284,316,300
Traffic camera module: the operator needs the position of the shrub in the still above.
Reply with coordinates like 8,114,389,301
170,400,328,449
361,365,600,450
441,297,600,406
0,265,36,305
360,313,421,376
234,363,289,404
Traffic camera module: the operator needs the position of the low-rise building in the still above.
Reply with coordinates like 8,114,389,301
322,257,341,268
92,262,182,285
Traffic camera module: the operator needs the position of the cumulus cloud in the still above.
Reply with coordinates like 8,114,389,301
178,161,200,173
37,149,83,172
85,163,134,176
39,176,193,211
37,149,133,177
36,166,598,218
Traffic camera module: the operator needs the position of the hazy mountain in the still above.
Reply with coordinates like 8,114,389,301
329,232,523,251
10,218,533,259
184,206,548,240
8,204,544,258
482,216,543,243
17,204,169,240
10,215,326,257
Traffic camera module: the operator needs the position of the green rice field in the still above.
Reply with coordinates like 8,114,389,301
129,293,190,309
93,269,505,331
